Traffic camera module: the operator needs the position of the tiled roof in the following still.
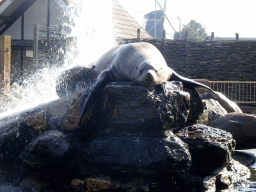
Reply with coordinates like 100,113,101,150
112,0,152,39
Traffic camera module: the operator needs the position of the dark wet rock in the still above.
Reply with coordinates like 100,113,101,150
27,112,48,134
175,124,235,176
0,95,73,125
209,113,256,149
20,130,77,169
216,166,250,191
0,122,23,159
55,66,96,98
183,88,204,125
81,131,191,176
202,175,217,191
201,159,250,191
62,93,84,131
227,159,250,179
0,77,252,191
101,81,190,131
69,176,161,192
0,184,23,192
201,98,228,125
84,178,112,191
48,117,63,131
19,178,50,192
233,150,256,166
177,159,250,192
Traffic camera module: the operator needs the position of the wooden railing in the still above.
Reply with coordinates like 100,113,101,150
209,81,256,103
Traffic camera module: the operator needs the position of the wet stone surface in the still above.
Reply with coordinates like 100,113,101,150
209,113,256,149
101,81,190,132
81,131,192,176
175,124,236,176
0,79,252,191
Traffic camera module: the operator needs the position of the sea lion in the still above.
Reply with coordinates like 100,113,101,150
202,91,242,113
78,42,217,125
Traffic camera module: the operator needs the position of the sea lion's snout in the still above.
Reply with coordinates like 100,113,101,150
140,70,157,86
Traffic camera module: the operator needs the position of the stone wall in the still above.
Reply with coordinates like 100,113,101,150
121,39,256,81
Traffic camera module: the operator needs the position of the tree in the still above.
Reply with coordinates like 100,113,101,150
174,20,208,41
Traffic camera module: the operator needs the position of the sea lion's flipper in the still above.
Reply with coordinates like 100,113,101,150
169,71,218,99
78,69,113,125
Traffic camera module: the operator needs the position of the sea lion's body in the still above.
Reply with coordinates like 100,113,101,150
202,91,242,113
76,42,217,125
92,42,172,86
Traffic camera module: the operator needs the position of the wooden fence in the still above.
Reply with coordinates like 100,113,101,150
120,38,256,82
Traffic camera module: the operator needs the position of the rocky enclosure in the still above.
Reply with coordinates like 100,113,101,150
0,81,252,192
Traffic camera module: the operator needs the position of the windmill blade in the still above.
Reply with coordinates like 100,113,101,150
163,0,167,14
155,0,176,32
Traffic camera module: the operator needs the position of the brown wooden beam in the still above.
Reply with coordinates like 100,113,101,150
0,36,11,94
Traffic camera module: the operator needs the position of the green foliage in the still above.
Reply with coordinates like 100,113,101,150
174,20,208,41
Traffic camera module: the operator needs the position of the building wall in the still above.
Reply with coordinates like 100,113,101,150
3,17,22,39
3,0,65,40
2,0,66,83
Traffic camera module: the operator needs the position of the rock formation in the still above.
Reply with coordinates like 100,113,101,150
0,81,252,191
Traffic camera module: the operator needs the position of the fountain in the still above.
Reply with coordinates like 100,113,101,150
0,0,254,191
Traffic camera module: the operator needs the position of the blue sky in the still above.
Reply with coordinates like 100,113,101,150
117,0,256,38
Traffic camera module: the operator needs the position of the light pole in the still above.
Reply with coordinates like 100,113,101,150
177,17,181,40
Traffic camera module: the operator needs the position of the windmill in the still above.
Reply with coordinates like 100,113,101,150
144,0,176,39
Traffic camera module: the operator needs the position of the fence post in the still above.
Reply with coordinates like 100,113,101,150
211,32,214,41
236,33,239,41
162,30,166,41
0,36,11,94
33,24,39,67
185,31,188,41
137,28,140,41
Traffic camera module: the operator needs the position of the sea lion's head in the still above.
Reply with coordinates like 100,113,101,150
137,64,172,86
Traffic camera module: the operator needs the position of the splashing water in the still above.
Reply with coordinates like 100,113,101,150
67,0,116,66
0,0,116,118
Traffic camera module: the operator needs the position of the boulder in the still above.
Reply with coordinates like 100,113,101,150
62,93,84,131
183,88,204,124
68,176,160,192
76,81,193,177
20,130,77,169
209,113,256,149
19,178,50,192
216,160,250,191
0,78,252,191
55,66,96,98
175,124,235,176
177,154,250,191
101,81,190,131
233,150,256,166
81,131,191,176
0,122,26,159
27,112,48,133
200,99,228,125
63,81,191,134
